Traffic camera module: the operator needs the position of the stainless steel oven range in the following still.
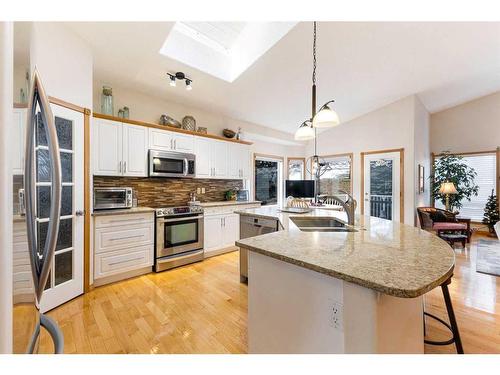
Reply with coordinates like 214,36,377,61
155,205,204,272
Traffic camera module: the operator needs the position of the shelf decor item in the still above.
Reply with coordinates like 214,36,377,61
182,115,196,131
159,114,181,128
101,86,114,115
123,106,130,119
223,129,236,138
197,127,207,134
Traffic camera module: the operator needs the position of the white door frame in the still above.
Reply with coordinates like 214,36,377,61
361,149,404,223
40,104,84,312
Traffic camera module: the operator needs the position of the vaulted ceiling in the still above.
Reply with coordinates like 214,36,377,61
60,22,500,134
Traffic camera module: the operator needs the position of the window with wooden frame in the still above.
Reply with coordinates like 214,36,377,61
317,153,353,195
432,150,499,222
286,157,305,180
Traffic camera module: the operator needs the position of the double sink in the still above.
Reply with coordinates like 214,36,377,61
290,216,357,232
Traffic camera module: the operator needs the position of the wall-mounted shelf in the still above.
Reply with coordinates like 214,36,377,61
93,113,253,146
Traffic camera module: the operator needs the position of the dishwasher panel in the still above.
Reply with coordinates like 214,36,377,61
239,215,279,283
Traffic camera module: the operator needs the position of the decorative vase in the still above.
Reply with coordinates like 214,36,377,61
182,115,196,131
123,106,129,119
101,86,114,115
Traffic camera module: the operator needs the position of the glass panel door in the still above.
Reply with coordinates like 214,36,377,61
363,152,401,222
255,158,283,206
37,104,84,313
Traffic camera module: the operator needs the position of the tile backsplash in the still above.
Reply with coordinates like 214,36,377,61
93,176,244,208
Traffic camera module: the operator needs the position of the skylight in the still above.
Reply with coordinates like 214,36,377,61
159,22,297,82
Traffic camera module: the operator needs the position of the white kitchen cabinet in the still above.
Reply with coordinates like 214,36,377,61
240,145,251,179
222,213,240,247
148,127,194,153
203,215,224,252
93,118,122,176
211,140,228,178
12,108,26,175
94,212,154,285
194,137,228,179
122,124,148,176
93,118,148,177
204,213,239,257
172,132,194,153
227,143,250,179
194,137,212,178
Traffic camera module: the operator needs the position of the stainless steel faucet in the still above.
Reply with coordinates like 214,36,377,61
331,190,357,226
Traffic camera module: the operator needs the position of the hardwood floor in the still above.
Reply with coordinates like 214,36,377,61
39,250,248,354
424,233,500,354
38,235,500,354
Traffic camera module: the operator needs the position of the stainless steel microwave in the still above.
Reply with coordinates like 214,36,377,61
94,187,133,210
149,150,196,178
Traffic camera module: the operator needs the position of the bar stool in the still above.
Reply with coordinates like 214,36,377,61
424,275,464,354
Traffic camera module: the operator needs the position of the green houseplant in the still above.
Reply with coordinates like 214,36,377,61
482,189,499,235
430,152,479,212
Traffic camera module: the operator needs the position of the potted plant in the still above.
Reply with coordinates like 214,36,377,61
483,189,499,236
430,152,479,212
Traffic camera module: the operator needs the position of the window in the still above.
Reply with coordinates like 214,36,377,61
318,154,352,195
254,156,283,206
435,153,497,221
287,158,305,180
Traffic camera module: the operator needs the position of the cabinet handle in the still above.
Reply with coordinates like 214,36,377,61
124,161,127,173
119,161,122,174
174,139,177,149
109,234,144,241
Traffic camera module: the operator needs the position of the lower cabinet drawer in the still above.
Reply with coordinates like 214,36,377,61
95,224,154,254
94,245,153,279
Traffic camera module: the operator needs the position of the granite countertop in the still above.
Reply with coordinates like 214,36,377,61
197,200,261,208
235,207,455,298
92,207,155,216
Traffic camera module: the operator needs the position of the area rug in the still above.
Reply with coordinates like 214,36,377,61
476,239,500,276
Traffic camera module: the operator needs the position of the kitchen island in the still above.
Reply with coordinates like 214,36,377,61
235,207,455,354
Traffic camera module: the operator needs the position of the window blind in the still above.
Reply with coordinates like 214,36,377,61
435,154,497,221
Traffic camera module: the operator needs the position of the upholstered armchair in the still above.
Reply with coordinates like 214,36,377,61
417,207,471,243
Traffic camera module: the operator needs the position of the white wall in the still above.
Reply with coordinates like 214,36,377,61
93,80,305,159
413,96,431,222
0,21,14,354
29,22,93,109
430,91,500,154
306,95,421,224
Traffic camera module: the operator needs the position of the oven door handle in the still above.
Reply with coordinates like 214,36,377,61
157,215,204,223
183,158,188,176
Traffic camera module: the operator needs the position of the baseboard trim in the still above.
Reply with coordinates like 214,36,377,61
204,246,239,259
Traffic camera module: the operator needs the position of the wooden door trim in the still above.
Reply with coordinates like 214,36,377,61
83,108,91,292
360,148,405,223
286,157,306,179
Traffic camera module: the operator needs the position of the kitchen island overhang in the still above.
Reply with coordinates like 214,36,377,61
235,208,455,354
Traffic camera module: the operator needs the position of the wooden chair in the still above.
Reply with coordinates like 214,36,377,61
417,207,470,243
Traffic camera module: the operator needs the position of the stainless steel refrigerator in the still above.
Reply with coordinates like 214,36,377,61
12,69,63,354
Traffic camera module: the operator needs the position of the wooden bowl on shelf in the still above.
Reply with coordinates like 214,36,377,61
223,129,236,138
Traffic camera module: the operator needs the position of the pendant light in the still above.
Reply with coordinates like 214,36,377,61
293,22,341,203
313,100,340,128
294,120,315,140
294,22,340,141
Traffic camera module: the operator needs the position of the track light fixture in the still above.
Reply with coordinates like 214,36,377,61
167,72,193,91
